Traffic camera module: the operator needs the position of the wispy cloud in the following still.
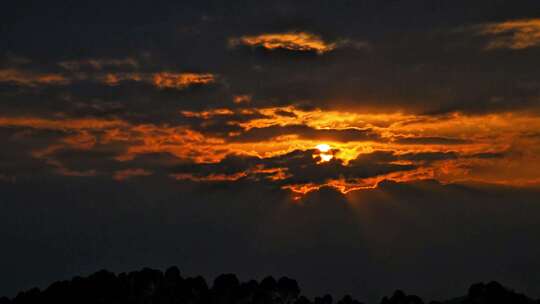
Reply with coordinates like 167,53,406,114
97,72,217,89
152,72,216,89
478,18,540,50
58,58,139,71
0,69,70,86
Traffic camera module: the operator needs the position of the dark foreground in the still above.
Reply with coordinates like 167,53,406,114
1,267,539,304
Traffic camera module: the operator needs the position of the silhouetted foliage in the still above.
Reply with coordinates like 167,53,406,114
2,267,539,304
380,290,423,304
460,281,535,304
338,294,364,304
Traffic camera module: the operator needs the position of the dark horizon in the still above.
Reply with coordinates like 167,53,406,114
2,1,540,303
3,266,540,304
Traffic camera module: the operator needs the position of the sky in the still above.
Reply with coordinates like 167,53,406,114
1,1,540,302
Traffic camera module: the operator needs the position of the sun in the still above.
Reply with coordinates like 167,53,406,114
315,144,333,163
316,143,331,153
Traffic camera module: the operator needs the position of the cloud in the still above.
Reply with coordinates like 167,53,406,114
164,146,530,197
229,125,381,143
94,72,217,89
0,65,217,93
392,136,471,145
171,171,248,182
0,69,70,86
230,32,337,54
479,18,540,50
153,72,217,89
0,117,127,131
99,73,144,86
167,150,419,196
396,151,459,163
58,58,139,71
233,94,252,104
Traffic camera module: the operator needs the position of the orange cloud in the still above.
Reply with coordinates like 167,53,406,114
98,72,217,89
479,18,540,50
102,73,143,86
283,166,437,199
62,131,97,150
181,108,235,119
0,117,127,131
9,58,217,89
0,69,70,86
231,32,336,54
175,106,540,164
153,72,216,89
96,72,217,89
233,94,252,104
1,59,216,90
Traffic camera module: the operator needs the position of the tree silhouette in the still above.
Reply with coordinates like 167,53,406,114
1,267,539,304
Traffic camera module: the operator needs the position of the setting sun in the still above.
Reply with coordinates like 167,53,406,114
315,143,333,162
316,143,331,153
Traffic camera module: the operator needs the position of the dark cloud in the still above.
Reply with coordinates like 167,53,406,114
170,150,417,186
229,125,381,143
0,127,63,178
393,136,471,145
397,151,459,163
469,151,508,159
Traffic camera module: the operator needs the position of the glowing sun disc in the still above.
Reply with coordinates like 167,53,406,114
316,143,331,153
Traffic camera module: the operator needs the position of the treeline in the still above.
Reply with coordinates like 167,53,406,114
1,267,539,304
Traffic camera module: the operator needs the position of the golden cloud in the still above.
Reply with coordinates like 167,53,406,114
283,167,437,199
479,18,540,50
231,32,336,54
153,72,216,89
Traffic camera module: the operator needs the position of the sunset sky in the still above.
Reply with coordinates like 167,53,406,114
2,1,540,302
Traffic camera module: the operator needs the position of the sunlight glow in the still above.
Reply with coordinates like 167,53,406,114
315,144,333,163
319,153,334,162
316,143,331,153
